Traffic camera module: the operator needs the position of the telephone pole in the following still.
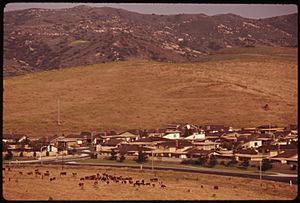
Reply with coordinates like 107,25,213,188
57,96,61,126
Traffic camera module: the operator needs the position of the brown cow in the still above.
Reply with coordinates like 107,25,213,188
60,172,67,176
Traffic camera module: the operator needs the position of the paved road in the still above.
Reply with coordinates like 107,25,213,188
4,157,297,184
62,162,298,184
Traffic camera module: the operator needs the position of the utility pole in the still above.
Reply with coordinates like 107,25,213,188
151,150,154,171
61,143,64,171
57,96,61,126
259,159,262,180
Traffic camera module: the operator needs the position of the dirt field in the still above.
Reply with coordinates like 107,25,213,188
2,164,297,200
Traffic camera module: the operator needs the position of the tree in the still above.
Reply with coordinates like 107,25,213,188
208,155,217,167
109,149,117,160
119,153,126,162
222,142,233,150
33,151,37,157
4,150,13,160
241,158,250,168
227,156,238,166
46,151,50,156
136,149,147,163
260,159,272,171
19,151,24,157
196,155,208,166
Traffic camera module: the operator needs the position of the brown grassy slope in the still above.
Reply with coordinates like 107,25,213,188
3,47,298,137
2,164,297,200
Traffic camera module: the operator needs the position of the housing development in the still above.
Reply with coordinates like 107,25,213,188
3,123,298,173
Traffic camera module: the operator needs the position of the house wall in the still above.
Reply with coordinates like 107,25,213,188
163,133,180,139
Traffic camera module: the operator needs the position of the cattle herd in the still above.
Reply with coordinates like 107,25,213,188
2,165,168,191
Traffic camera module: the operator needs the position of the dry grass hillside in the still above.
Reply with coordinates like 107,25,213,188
3,46,298,137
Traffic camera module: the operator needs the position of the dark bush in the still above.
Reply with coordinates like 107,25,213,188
4,151,13,160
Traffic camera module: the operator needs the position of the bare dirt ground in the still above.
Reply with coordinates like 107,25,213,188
2,164,297,200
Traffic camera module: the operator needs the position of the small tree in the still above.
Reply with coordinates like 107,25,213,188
109,149,117,160
136,149,147,163
33,151,37,157
260,159,272,171
46,151,50,156
119,153,126,162
196,155,208,166
241,158,250,168
208,155,217,167
4,151,13,160
19,151,24,157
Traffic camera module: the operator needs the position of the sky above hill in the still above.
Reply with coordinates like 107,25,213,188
4,3,298,19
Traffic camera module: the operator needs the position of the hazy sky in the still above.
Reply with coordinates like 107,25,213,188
4,3,298,19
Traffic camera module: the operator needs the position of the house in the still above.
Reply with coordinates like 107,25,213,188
203,125,230,133
193,140,220,150
234,148,262,161
129,137,170,147
163,131,181,139
101,138,123,147
256,134,274,145
114,130,140,142
269,149,298,164
184,147,214,158
184,131,205,140
2,134,28,143
157,139,193,152
146,129,166,137
241,140,262,149
256,125,284,134
257,144,297,157
114,144,153,156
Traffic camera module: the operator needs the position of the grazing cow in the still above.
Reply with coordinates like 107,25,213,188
19,171,23,175
44,172,50,176
151,178,158,182
145,182,150,186
34,169,39,172
72,172,77,177
161,184,166,188
152,184,155,187
106,181,110,184
35,171,42,176
50,177,56,181
214,186,219,190
60,172,67,176
27,172,33,175
80,178,84,181
129,180,133,184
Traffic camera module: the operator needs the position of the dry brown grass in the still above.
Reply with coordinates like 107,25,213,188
2,164,297,200
3,47,297,137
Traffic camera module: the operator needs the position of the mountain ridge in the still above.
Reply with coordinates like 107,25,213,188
3,6,298,76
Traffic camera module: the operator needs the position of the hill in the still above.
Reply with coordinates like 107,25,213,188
3,46,298,137
3,6,298,76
